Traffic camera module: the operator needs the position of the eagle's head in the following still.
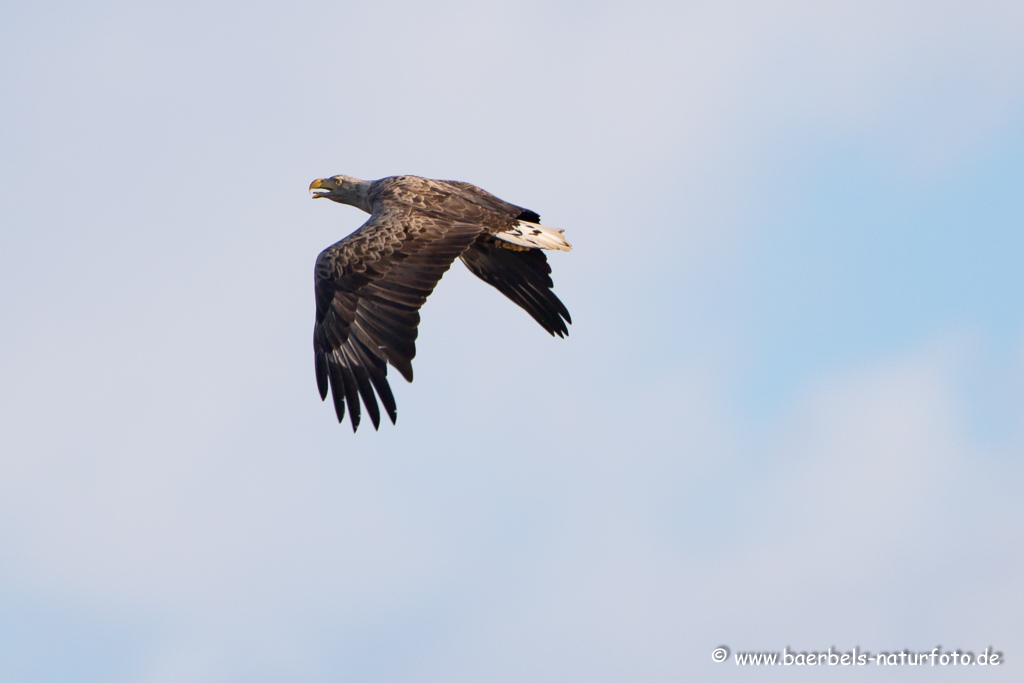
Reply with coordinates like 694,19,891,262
309,175,373,212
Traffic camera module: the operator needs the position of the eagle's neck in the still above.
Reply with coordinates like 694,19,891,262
342,178,374,213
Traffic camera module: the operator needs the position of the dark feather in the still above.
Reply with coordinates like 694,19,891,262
315,351,329,400
326,358,347,424
460,234,571,337
342,343,380,430
311,175,570,431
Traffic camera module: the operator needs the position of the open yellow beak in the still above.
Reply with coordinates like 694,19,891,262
309,178,328,196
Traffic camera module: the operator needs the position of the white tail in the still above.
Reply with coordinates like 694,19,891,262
494,221,572,251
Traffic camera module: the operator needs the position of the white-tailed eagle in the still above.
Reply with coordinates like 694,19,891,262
308,174,572,431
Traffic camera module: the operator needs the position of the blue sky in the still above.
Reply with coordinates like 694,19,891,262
732,128,1024,427
2,1,1023,681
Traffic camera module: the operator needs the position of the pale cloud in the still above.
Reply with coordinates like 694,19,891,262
398,338,1022,682
1,1,1023,681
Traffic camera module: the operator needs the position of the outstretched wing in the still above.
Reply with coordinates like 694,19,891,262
460,234,571,338
443,181,571,335
443,180,543,224
314,204,482,431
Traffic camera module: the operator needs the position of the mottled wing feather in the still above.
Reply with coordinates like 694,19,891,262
314,202,482,431
460,234,572,337
443,180,542,223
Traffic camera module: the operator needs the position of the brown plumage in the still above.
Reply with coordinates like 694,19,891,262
309,174,572,431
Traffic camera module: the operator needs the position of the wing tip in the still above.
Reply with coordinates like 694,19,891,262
321,340,405,432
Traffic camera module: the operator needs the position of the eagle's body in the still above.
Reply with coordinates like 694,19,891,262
309,174,572,431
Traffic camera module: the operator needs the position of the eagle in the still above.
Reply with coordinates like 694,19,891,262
308,174,572,431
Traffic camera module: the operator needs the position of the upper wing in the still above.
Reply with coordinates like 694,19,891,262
442,180,570,334
443,179,542,223
314,204,483,431
459,234,571,338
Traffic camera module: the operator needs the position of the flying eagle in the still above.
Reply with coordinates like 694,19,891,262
308,174,572,431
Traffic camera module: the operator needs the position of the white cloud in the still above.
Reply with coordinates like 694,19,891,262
397,338,1023,682
1,1,1023,681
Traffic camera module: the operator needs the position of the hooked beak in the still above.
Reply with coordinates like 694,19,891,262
309,177,332,198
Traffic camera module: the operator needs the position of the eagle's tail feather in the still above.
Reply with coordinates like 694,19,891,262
495,221,572,252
